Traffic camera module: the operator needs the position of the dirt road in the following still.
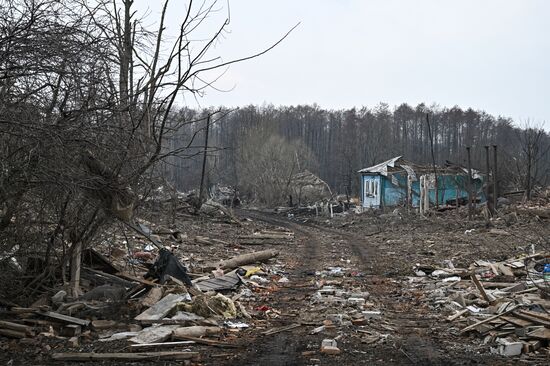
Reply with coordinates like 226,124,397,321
225,210,514,366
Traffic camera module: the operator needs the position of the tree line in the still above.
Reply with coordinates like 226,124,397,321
165,103,550,203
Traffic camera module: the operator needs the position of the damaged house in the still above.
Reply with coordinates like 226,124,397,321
358,156,485,209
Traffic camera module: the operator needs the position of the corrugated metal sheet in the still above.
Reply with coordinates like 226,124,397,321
357,156,402,176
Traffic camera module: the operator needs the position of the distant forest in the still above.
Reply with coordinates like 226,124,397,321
165,103,550,201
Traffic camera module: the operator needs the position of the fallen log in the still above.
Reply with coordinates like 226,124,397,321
0,320,34,336
172,326,222,339
0,329,26,338
204,249,279,271
51,351,200,361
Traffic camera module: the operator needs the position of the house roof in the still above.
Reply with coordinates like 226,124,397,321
357,156,402,176
358,156,482,179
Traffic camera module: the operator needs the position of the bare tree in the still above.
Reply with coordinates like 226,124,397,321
0,0,296,300
236,125,317,206
516,121,550,200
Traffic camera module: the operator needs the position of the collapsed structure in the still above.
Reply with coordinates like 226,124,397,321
289,170,333,205
358,156,485,210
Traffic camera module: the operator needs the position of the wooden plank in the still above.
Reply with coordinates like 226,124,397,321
500,315,533,328
173,335,238,348
194,272,241,292
447,309,468,322
116,273,158,287
129,325,179,344
262,323,301,335
470,274,494,304
526,327,550,340
130,341,196,350
50,351,200,361
482,282,516,289
38,311,90,326
461,306,519,333
81,267,135,289
135,294,187,322
517,310,550,322
513,310,550,327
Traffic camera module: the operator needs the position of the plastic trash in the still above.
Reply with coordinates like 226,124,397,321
543,264,550,282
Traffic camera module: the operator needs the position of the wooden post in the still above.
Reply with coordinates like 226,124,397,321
493,145,498,212
424,176,430,213
407,174,413,211
418,175,424,215
466,147,473,221
455,185,459,213
419,175,429,215
426,114,439,209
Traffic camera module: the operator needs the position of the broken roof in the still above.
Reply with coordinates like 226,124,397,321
357,156,402,176
358,156,482,179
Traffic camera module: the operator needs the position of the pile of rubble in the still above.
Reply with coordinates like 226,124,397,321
0,220,289,362
303,266,388,356
411,251,550,357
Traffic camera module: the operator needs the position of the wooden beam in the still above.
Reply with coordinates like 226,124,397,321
0,329,26,338
470,274,495,304
461,306,519,333
0,320,34,335
130,341,196,350
38,311,90,327
50,351,200,361
172,335,238,348
513,310,550,327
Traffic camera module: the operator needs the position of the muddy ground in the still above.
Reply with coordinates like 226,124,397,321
1,206,549,365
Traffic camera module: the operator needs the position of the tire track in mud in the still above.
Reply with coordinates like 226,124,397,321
232,210,331,365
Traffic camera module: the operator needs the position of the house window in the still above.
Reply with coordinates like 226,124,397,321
364,178,379,198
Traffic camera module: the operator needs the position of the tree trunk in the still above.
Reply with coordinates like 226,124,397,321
69,241,83,298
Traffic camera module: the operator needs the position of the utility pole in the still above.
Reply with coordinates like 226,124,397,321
426,114,438,209
198,114,211,207
466,146,473,221
484,146,493,216
493,145,498,213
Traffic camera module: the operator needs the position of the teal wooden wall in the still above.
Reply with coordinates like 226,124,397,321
362,173,485,208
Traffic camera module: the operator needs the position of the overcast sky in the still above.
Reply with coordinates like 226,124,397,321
136,0,549,128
